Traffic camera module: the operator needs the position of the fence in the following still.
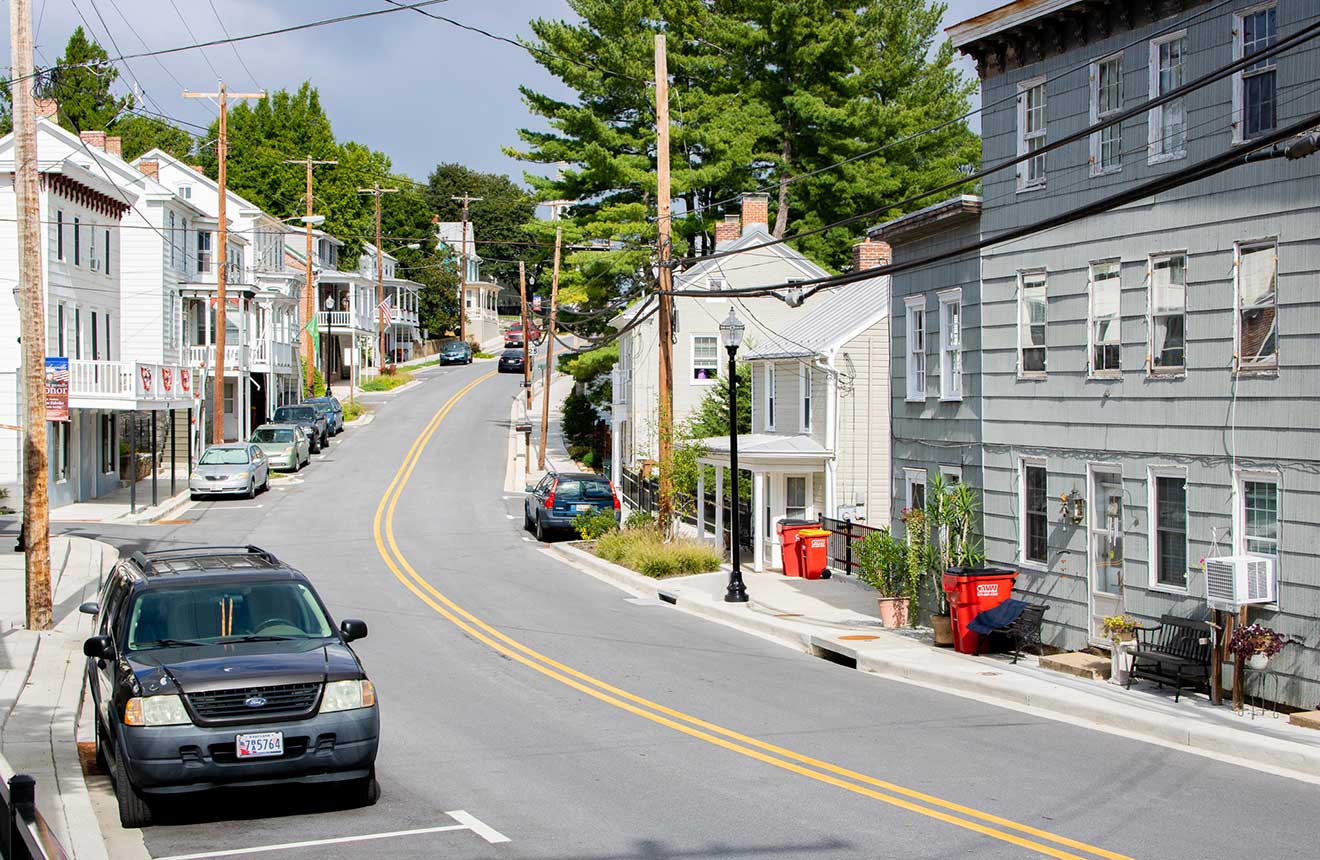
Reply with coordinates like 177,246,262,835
620,468,751,550
0,774,69,860
820,517,883,578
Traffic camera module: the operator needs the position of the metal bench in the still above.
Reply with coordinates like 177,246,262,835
975,603,1049,663
1126,614,1213,702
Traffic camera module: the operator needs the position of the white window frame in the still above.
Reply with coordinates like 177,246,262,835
1148,31,1188,163
938,288,962,401
904,468,927,513
177,183,193,199
1087,260,1122,377
799,365,812,433
691,335,719,385
1234,239,1278,373
1089,53,1124,175
1147,465,1190,594
706,276,727,302
764,363,777,430
1016,76,1047,191
786,475,810,520
1017,270,1047,378
905,296,926,401
1147,252,1188,376
1233,3,1278,144
1233,467,1281,608
1019,457,1049,569
941,465,963,485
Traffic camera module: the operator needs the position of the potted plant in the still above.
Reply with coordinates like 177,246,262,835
926,481,985,646
856,528,909,628
1102,614,1139,684
1228,623,1286,670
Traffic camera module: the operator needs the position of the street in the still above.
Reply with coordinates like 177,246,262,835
52,360,1318,860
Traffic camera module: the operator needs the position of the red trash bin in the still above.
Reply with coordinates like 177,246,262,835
776,519,820,576
942,567,1018,654
796,528,832,580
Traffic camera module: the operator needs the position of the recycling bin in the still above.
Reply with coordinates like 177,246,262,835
796,528,832,580
942,567,1018,654
776,519,820,576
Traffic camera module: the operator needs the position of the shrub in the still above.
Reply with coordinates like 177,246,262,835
856,529,907,597
561,390,600,449
573,509,619,540
593,528,721,578
624,510,655,530
359,371,414,392
341,399,365,422
580,450,599,469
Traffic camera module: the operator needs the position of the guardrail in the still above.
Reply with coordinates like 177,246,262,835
1,774,70,860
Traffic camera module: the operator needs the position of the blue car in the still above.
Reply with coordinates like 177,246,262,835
524,471,620,541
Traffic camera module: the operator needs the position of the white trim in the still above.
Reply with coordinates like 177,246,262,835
1232,467,1282,610
941,464,963,485
764,363,777,431
1016,76,1047,191
1232,3,1278,144
1089,52,1124,176
1018,457,1047,567
938,290,962,401
690,334,720,385
1146,465,1190,594
904,468,927,513
1233,238,1279,373
1148,30,1189,163
1087,462,1125,644
1147,251,1188,376
799,365,812,433
1016,269,1047,378
1087,259,1122,378
904,295,926,401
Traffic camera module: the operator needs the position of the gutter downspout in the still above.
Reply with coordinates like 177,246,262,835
824,351,838,519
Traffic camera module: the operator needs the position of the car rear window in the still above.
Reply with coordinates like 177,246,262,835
252,429,294,443
555,480,612,500
275,407,315,421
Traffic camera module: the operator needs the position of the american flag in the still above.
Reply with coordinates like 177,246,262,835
377,295,393,324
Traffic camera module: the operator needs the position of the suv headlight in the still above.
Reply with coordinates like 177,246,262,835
124,695,191,726
321,679,376,713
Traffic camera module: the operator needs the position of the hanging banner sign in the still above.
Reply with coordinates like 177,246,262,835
44,357,70,422
135,363,156,400
161,366,174,395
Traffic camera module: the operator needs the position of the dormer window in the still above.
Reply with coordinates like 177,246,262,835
177,183,193,200
708,277,725,292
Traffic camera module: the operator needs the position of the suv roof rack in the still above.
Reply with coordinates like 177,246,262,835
129,545,282,576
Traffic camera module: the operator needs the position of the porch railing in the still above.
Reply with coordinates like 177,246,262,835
68,359,133,398
820,516,882,577
186,344,249,371
620,468,751,550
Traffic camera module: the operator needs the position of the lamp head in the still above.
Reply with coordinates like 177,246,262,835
719,308,745,350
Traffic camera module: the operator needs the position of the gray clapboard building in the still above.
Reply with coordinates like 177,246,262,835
886,0,1319,708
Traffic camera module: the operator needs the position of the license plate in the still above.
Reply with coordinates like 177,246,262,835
235,731,283,759
575,504,592,512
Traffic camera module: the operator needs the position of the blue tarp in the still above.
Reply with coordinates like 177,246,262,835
968,599,1028,635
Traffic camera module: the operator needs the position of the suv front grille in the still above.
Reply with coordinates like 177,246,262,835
186,682,321,722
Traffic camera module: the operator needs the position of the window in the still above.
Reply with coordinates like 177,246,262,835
74,217,81,265
104,229,111,273
939,291,962,400
800,366,812,432
91,312,99,360
1017,271,1047,375
56,211,65,260
707,277,726,293
100,414,116,474
1088,260,1121,375
765,364,777,430
786,476,808,520
692,335,718,383
1091,468,1124,595
53,423,70,482
89,222,101,271
1149,469,1188,589
104,313,112,361
1149,33,1187,160
177,183,193,199
1236,472,1279,560
905,298,926,400
57,304,66,357
904,469,927,513
223,381,235,414
74,308,82,359
1021,461,1048,565
1091,55,1123,174
941,465,962,485
197,231,211,273
1235,241,1277,371
1017,78,1047,189
1235,5,1277,140
1149,254,1186,373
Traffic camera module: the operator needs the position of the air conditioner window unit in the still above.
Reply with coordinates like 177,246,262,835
1204,554,1275,608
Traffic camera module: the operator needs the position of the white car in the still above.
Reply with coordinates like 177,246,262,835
189,444,271,500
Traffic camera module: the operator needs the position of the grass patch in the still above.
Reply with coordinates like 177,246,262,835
359,371,414,392
474,351,495,359
341,399,366,422
594,528,722,578
409,358,440,369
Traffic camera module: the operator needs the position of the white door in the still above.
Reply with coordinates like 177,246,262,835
1088,466,1124,643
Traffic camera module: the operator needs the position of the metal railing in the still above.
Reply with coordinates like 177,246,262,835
68,359,133,398
820,516,882,577
620,468,751,550
1,773,70,860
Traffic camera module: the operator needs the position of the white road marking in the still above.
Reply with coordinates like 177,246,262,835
206,504,264,510
505,514,516,519
152,810,508,858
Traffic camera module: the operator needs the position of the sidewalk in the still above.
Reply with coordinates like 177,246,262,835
506,372,580,493
1,536,118,859
547,543,1320,784
49,476,191,525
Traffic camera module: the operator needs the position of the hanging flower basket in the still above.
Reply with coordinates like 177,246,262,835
1227,623,1286,671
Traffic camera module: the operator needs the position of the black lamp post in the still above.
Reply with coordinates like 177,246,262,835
720,308,748,603
323,295,335,394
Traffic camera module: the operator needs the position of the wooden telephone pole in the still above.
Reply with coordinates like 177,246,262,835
184,83,264,443
10,0,51,629
520,261,532,473
538,227,563,471
451,194,482,346
654,34,676,534
284,156,336,396
359,184,399,372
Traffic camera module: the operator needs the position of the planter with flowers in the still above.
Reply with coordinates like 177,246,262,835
1102,614,1140,684
1228,623,1287,671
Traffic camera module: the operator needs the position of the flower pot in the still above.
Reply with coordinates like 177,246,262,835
1247,652,1270,671
1109,640,1134,685
931,614,954,647
877,597,910,629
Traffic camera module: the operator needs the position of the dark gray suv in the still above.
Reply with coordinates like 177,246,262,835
82,546,379,827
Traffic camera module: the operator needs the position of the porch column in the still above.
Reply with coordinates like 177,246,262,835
150,410,158,507
713,465,724,551
753,470,765,572
129,414,138,515
696,468,706,540
610,420,622,486
170,409,176,496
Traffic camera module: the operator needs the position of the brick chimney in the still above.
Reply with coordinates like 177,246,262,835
740,193,769,235
852,237,892,271
713,215,740,247
79,130,107,150
104,136,122,157
34,98,58,119
137,159,160,181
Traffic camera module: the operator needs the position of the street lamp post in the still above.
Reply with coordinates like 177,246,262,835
720,308,748,604
323,295,335,395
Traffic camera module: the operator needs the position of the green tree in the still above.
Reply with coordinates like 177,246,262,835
38,27,130,134
689,362,752,437
113,114,194,161
425,163,537,288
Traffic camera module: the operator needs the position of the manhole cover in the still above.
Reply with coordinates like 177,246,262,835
838,635,880,641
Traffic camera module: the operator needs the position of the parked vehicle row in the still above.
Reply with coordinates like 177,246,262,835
524,471,620,541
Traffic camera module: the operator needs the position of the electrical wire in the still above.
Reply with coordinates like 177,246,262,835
207,0,262,92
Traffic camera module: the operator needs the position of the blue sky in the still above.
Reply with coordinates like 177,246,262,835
7,1,998,186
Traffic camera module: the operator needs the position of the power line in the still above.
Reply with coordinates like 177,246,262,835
207,0,262,92
167,0,222,81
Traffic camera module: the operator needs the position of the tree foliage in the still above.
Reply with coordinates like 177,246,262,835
425,163,537,288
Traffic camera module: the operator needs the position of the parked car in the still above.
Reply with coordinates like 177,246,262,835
437,341,473,365
272,404,329,451
507,324,540,342
498,349,526,374
80,545,379,827
306,396,345,435
250,424,311,471
524,471,620,541
504,334,525,349
189,444,270,500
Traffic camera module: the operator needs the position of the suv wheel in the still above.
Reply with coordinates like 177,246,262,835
534,515,546,542
246,478,256,500
113,741,154,828
347,767,380,807
94,715,109,772
523,507,533,531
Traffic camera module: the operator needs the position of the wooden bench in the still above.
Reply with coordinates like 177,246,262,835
975,603,1050,663
1126,615,1213,702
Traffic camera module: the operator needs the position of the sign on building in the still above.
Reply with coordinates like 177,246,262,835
44,357,69,422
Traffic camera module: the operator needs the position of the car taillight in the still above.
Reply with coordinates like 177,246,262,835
610,482,620,510
545,479,557,509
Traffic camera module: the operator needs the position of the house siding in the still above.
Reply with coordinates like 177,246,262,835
835,321,892,527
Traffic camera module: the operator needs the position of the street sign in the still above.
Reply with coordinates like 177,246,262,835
44,357,69,422
533,295,542,312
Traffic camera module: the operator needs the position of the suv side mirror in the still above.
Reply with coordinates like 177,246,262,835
79,601,100,616
524,483,536,493
340,619,368,643
83,636,115,659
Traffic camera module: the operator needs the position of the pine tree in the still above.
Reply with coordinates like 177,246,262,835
38,27,130,134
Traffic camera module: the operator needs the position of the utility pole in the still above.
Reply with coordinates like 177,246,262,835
654,34,676,535
284,156,336,397
451,193,482,347
538,227,562,471
185,83,264,443
11,0,50,630
358,184,399,373
520,261,532,474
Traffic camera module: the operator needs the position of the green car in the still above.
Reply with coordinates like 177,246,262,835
249,423,312,471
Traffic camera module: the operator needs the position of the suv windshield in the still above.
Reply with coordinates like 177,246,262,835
275,407,315,422
126,581,334,649
199,448,250,465
252,428,294,444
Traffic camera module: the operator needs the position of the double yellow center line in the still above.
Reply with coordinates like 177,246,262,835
372,374,1132,860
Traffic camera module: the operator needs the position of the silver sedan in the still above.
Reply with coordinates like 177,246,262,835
189,444,270,500
250,423,311,471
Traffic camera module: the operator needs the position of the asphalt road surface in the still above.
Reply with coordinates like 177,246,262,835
50,360,1320,860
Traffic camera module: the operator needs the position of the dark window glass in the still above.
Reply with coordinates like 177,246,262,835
1025,465,1048,563
1155,476,1188,587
